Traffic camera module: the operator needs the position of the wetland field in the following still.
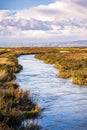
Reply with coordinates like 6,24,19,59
0,47,87,130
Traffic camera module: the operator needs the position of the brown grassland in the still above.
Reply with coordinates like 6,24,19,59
0,47,87,129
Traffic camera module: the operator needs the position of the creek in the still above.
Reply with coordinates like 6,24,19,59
17,55,87,130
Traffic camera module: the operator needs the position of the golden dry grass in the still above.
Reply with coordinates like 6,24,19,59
0,47,87,129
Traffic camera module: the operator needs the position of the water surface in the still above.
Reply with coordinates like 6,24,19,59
17,55,87,130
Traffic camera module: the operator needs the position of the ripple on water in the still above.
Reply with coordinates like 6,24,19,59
17,55,87,130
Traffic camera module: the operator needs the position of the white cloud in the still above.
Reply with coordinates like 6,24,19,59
0,10,10,19
0,0,87,41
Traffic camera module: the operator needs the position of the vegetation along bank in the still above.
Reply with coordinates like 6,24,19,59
0,47,87,129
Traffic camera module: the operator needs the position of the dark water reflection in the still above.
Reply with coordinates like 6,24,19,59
17,55,87,130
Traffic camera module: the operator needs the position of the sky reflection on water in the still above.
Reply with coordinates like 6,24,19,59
17,55,87,130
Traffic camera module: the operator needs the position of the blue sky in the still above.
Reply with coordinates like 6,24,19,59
0,0,87,43
0,0,52,9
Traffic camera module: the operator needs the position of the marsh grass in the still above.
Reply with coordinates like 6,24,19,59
35,49,87,86
0,87,40,128
0,47,87,129
0,48,41,130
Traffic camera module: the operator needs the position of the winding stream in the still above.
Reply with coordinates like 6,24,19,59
17,55,87,130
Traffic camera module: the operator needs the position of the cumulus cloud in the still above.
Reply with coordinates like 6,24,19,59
0,0,87,41
0,10,10,19
0,18,52,31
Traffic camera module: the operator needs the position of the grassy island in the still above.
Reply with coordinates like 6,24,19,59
0,47,87,129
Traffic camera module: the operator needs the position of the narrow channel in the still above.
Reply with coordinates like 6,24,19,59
17,55,87,130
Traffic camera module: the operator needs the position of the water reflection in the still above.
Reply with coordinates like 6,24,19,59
17,55,87,130
20,119,41,130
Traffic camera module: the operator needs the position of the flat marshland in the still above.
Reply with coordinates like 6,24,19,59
35,47,87,86
0,47,87,130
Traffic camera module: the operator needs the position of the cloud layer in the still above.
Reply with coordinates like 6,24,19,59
0,0,87,41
